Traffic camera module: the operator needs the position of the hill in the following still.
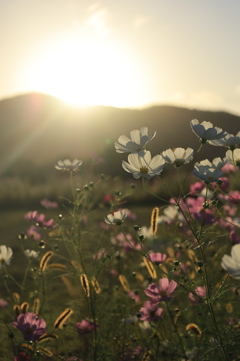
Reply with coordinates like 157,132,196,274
0,92,239,177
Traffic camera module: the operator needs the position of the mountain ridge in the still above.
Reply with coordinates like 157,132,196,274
1,92,239,176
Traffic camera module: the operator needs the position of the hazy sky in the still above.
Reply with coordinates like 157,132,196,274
2,0,240,114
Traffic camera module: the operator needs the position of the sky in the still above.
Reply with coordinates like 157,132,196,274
1,0,240,114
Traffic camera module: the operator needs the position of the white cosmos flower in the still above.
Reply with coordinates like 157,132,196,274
161,147,194,167
138,226,153,239
25,249,38,258
162,205,184,223
193,158,227,183
226,149,240,167
115,127,156,155
221,244,240,279
190,119,226,143
209,131,240,149
105,210,127,225
55,159,82,172
232,218,240,228
0,245,13,268
122,151,165,179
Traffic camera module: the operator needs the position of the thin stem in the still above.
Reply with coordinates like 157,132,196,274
165,302,186,358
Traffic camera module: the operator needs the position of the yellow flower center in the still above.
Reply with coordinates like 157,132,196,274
140,166,149,174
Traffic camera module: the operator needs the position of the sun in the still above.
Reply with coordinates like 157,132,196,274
20,33,146,108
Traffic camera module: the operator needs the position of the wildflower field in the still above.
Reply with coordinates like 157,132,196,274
1,120,240,361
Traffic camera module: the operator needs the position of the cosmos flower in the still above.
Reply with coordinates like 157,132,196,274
40,198,58,209
0,299,8,308
147,252,167,265
14,353,31,361
111,233,141,253
139,300,163,322
104,210,127,225
211,177,230,192
115,127,156,155
193,158,227,183
128,290,141,303
189,181,206,195
158,205,184,225
55,159,82,172
193,167,223,183
229,230,240,244
138,226,153,239
145,278,177,302
27,225,42,241
30,211,56,228
24,249,38,258
188,286,207,305
221,163,237,173
226,148,240,167
190,119,225,143
76,320,98,334
161,147,194,167
12,312,46,341
0,245,13,269
221,244,240,279
209,131,240,149
122,151,165,179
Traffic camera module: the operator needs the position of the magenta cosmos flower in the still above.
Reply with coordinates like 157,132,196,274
139,300,163,322
14,353,31,361
27,225,42,241
147,252,167,265
12,312,46,341
188,286,207,305
76,320,98,334
40,198,58,209
145,278,177,302
0,299,8,307
30,211,56,228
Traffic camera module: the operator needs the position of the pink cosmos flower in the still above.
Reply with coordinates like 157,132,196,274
188,286,207,305
112,232,141,253
128,290,141,303
27,225,42,241
148,252,167,265
123,208,137,221
139,300,163,322
30,211,56,228
189,182,206,196
93,248,108,260
145,278,177,302
218,217,236,231
12,312,46,341
0,299,8,307
103,193,116,204
110,269,119,276
229,230,240,244
211,177,230,192
76,320,98,334
40,198,58,209
228,190,240,204
120,346,145,361
221,163,236,173
183,196,216,224
223,205,237,217
14,353,31,361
